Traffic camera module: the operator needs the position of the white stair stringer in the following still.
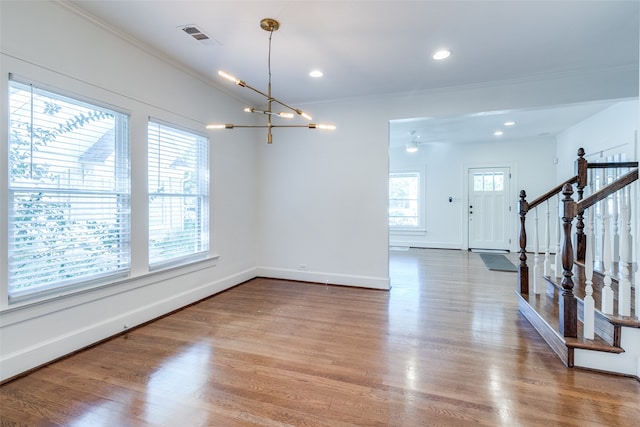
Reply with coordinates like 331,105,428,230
574,326,640,379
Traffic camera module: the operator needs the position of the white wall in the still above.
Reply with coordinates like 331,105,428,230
556,100,639,176
0,1,259,381
256,107,391,289
389,135,557,250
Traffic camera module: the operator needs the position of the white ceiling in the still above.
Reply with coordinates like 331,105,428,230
66,0,639,145
388,99,630,147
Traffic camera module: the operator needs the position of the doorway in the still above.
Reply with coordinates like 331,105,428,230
468,167,511,251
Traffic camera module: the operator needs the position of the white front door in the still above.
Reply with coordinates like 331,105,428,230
468,167,511,250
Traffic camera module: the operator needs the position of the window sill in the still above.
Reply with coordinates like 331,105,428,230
1,255,220,318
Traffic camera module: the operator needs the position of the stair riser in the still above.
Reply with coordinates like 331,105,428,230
576,298,619,346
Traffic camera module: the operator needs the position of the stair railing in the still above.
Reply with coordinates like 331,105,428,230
518,147,638,338
518,174,582,294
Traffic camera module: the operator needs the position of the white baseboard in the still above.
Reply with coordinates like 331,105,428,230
255,267,390,290
0,268,257,382
388,241,463,250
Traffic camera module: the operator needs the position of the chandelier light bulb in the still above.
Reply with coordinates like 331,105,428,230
218,70,239,83
206,124,234,129
300,112,313,121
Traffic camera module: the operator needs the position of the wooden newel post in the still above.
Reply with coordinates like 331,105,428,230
560,183,577,338
518,190,529,294
575,147,587,262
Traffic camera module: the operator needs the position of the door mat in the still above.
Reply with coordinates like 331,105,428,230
479,253,518,272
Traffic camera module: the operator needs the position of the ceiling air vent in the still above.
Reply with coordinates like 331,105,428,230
180,25,218,46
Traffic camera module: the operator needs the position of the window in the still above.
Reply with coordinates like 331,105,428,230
389,172,421,228
148,120,209,268
8,79,130,302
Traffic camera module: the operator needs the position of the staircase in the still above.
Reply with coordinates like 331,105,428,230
517,148,639,380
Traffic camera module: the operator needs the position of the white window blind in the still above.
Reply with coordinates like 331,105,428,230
148,120,209,269
8,79,130,302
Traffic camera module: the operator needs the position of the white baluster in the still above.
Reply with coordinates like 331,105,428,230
554,194,562,279
584,207,595,339
618,185,631,317
595,168,605,262
612,175,620,265
588,169,597,266
601,197,614,315
532,206,541,295
544,199,551,277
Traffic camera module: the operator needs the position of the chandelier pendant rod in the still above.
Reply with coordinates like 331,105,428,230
228,124,324,129
266,28,274,143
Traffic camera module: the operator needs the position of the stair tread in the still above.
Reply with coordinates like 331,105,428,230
518,284,624,354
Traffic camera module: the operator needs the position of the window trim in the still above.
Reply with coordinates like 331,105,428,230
1,254,220,316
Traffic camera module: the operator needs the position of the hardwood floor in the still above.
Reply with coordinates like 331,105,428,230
1,249,638,426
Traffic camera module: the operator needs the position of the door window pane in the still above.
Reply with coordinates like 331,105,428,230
474,172,505,192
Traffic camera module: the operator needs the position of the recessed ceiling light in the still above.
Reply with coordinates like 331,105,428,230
494,130,504,136
504,121,516,126
432,49,451,60
309,70,323,78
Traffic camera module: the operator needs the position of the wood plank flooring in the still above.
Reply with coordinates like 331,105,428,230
1,249,639,426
